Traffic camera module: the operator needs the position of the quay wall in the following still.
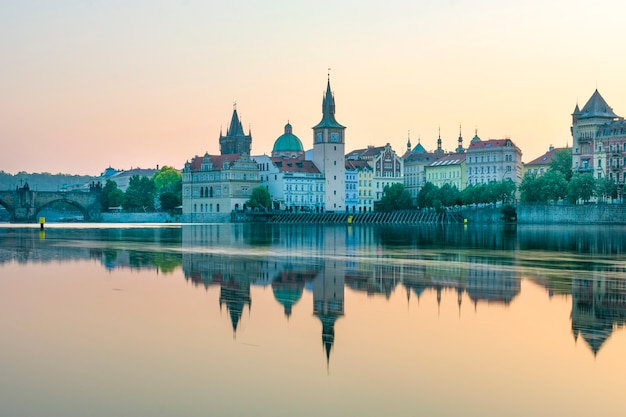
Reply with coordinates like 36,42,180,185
515,204,626,224
39,204,626,225
100,212,230,223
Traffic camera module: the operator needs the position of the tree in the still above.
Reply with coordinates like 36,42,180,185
123,175,156,212
417,182,437,209
595,178,617,202
152,166,182,194
492,179,516,204
246,186,272,210
159,190,181,212
378,183,412,211
438,183,459,208
549,149,573,182
567,173,595,203
100,179,124,211
519,174,541,203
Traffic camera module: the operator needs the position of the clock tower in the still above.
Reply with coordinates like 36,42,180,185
313,76,346,212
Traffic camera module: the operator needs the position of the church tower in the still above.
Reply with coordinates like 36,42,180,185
220,105,252,155
313,75,346,212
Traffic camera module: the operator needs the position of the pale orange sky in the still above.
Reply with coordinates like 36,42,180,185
2,0,626,175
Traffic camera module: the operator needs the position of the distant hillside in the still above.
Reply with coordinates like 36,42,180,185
0,171,97,192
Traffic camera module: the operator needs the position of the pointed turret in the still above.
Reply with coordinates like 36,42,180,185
407,130,412,151
579,89,620,120
313,76,346,129
435,127,444,154
220,104,252,155
412,136,427,153
456,124,464,153
572,103,581,124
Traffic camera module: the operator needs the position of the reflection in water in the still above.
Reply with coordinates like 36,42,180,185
2,223,626,358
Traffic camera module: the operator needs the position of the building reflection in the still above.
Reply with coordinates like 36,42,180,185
5,223,626,358
571,276,626,355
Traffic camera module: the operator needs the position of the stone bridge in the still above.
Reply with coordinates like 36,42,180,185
0,188,102,222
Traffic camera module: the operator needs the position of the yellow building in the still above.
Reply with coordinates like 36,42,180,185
425,153,467,190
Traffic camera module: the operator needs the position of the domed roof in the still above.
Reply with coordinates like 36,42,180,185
273,123,304,153
272,283,303,318
471,129,481,143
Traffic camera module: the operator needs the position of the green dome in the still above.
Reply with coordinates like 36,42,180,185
273,123,304,153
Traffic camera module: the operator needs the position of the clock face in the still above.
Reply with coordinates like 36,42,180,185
331,132,339,143
316,132,323,143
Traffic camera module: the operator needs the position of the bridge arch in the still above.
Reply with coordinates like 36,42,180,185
36,198,91,221
0,198,15,221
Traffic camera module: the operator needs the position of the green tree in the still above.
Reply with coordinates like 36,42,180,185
417,182,437,209
541,170,568,202
520,174,542,203
246,186,272,210
567,173,595,203
549,149,573,182
595,177,617,202
123,175,156,212
492,179,517,204
460,184,476,206
100,179,124,211
159,190,181,212
152,166,182,194
378,183,412,211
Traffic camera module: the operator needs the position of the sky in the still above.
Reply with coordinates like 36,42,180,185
2,0,626,176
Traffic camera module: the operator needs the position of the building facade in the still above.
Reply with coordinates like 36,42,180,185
254,155,324,211
345,161,358,213
182,153,260,216
372,143,404,200
465,133,522,187
572,89,626,185
403,138,441,205
425,153,467,190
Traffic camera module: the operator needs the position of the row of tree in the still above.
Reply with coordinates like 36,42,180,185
519,149,621,203
100,166,182,212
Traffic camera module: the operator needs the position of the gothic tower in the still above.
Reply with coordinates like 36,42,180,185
220,105,252,155
313,76,346,212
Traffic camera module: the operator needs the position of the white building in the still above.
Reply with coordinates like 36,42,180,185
312,77,346,212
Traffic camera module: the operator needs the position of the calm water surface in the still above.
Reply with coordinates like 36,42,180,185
1,223,625,417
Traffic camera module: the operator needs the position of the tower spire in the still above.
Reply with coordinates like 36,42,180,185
435,126,443,153
456,123,465,153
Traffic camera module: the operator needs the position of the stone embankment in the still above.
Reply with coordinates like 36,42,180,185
260,210,465,224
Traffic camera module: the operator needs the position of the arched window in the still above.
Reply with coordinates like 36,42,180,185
209,187,214,198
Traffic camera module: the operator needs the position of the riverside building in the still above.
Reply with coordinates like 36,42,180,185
254,122,324,212
182,107,260,218
572,89,626,188
465,131,522,187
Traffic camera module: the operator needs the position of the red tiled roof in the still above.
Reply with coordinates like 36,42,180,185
468,139,517,150
525,147,567,166
188,154,242,172
271,157,320,174
345,159,372,170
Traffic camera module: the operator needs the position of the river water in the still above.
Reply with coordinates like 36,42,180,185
0,223,625,417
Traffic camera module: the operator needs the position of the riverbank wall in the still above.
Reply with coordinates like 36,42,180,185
100,213,229,223
76,204,626,225
515,204,626,224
